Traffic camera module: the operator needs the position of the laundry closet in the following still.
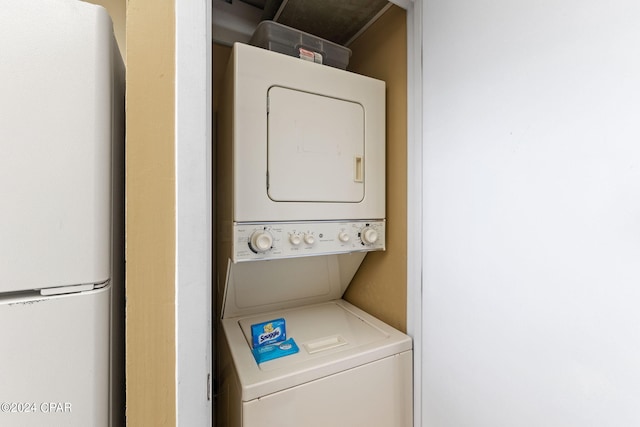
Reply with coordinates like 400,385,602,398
213,2,409,425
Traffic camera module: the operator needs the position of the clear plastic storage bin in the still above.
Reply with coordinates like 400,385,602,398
249,21,351,69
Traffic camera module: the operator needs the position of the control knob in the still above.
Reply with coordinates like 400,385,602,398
289,234,302,246
249,230,273,253
303,234,316,245
338,232,350,243
360,227,379,245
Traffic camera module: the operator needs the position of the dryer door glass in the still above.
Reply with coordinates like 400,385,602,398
267,86,365,203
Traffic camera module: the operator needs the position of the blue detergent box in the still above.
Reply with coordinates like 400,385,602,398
251,318,287,348
250,318,299,364
252,338,299,364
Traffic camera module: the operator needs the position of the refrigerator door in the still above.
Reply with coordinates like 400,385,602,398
0,285,110,427
0,0,114,293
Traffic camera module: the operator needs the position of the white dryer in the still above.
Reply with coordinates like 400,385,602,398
216,43,412,427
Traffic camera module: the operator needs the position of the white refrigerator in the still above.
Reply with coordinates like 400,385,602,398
0,1,124,426
420,0,640,426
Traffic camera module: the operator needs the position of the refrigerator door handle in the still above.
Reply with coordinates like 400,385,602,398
40,282,103,296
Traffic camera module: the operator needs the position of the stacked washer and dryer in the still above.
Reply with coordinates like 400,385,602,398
216,42,412,427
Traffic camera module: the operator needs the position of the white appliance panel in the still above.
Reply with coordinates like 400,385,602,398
267,86,365,203
221,253,366,319
228,43,385,222
0,286,110,427
243,351,412,427
232,220,385,262
0,0,113,293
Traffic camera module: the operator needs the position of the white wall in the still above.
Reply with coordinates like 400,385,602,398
420,1,640,425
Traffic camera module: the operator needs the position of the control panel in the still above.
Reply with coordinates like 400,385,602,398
232,220,385,262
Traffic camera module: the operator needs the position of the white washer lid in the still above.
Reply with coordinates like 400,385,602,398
220,253,366,319
221,299,412,401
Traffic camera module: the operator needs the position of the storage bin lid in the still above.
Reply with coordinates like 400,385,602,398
249,20,351,69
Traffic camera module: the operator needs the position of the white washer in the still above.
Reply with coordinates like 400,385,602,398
216,253,412,427
218,300,412,427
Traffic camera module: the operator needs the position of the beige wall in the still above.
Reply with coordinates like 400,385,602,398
125,0,176,425
344,6,408,332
